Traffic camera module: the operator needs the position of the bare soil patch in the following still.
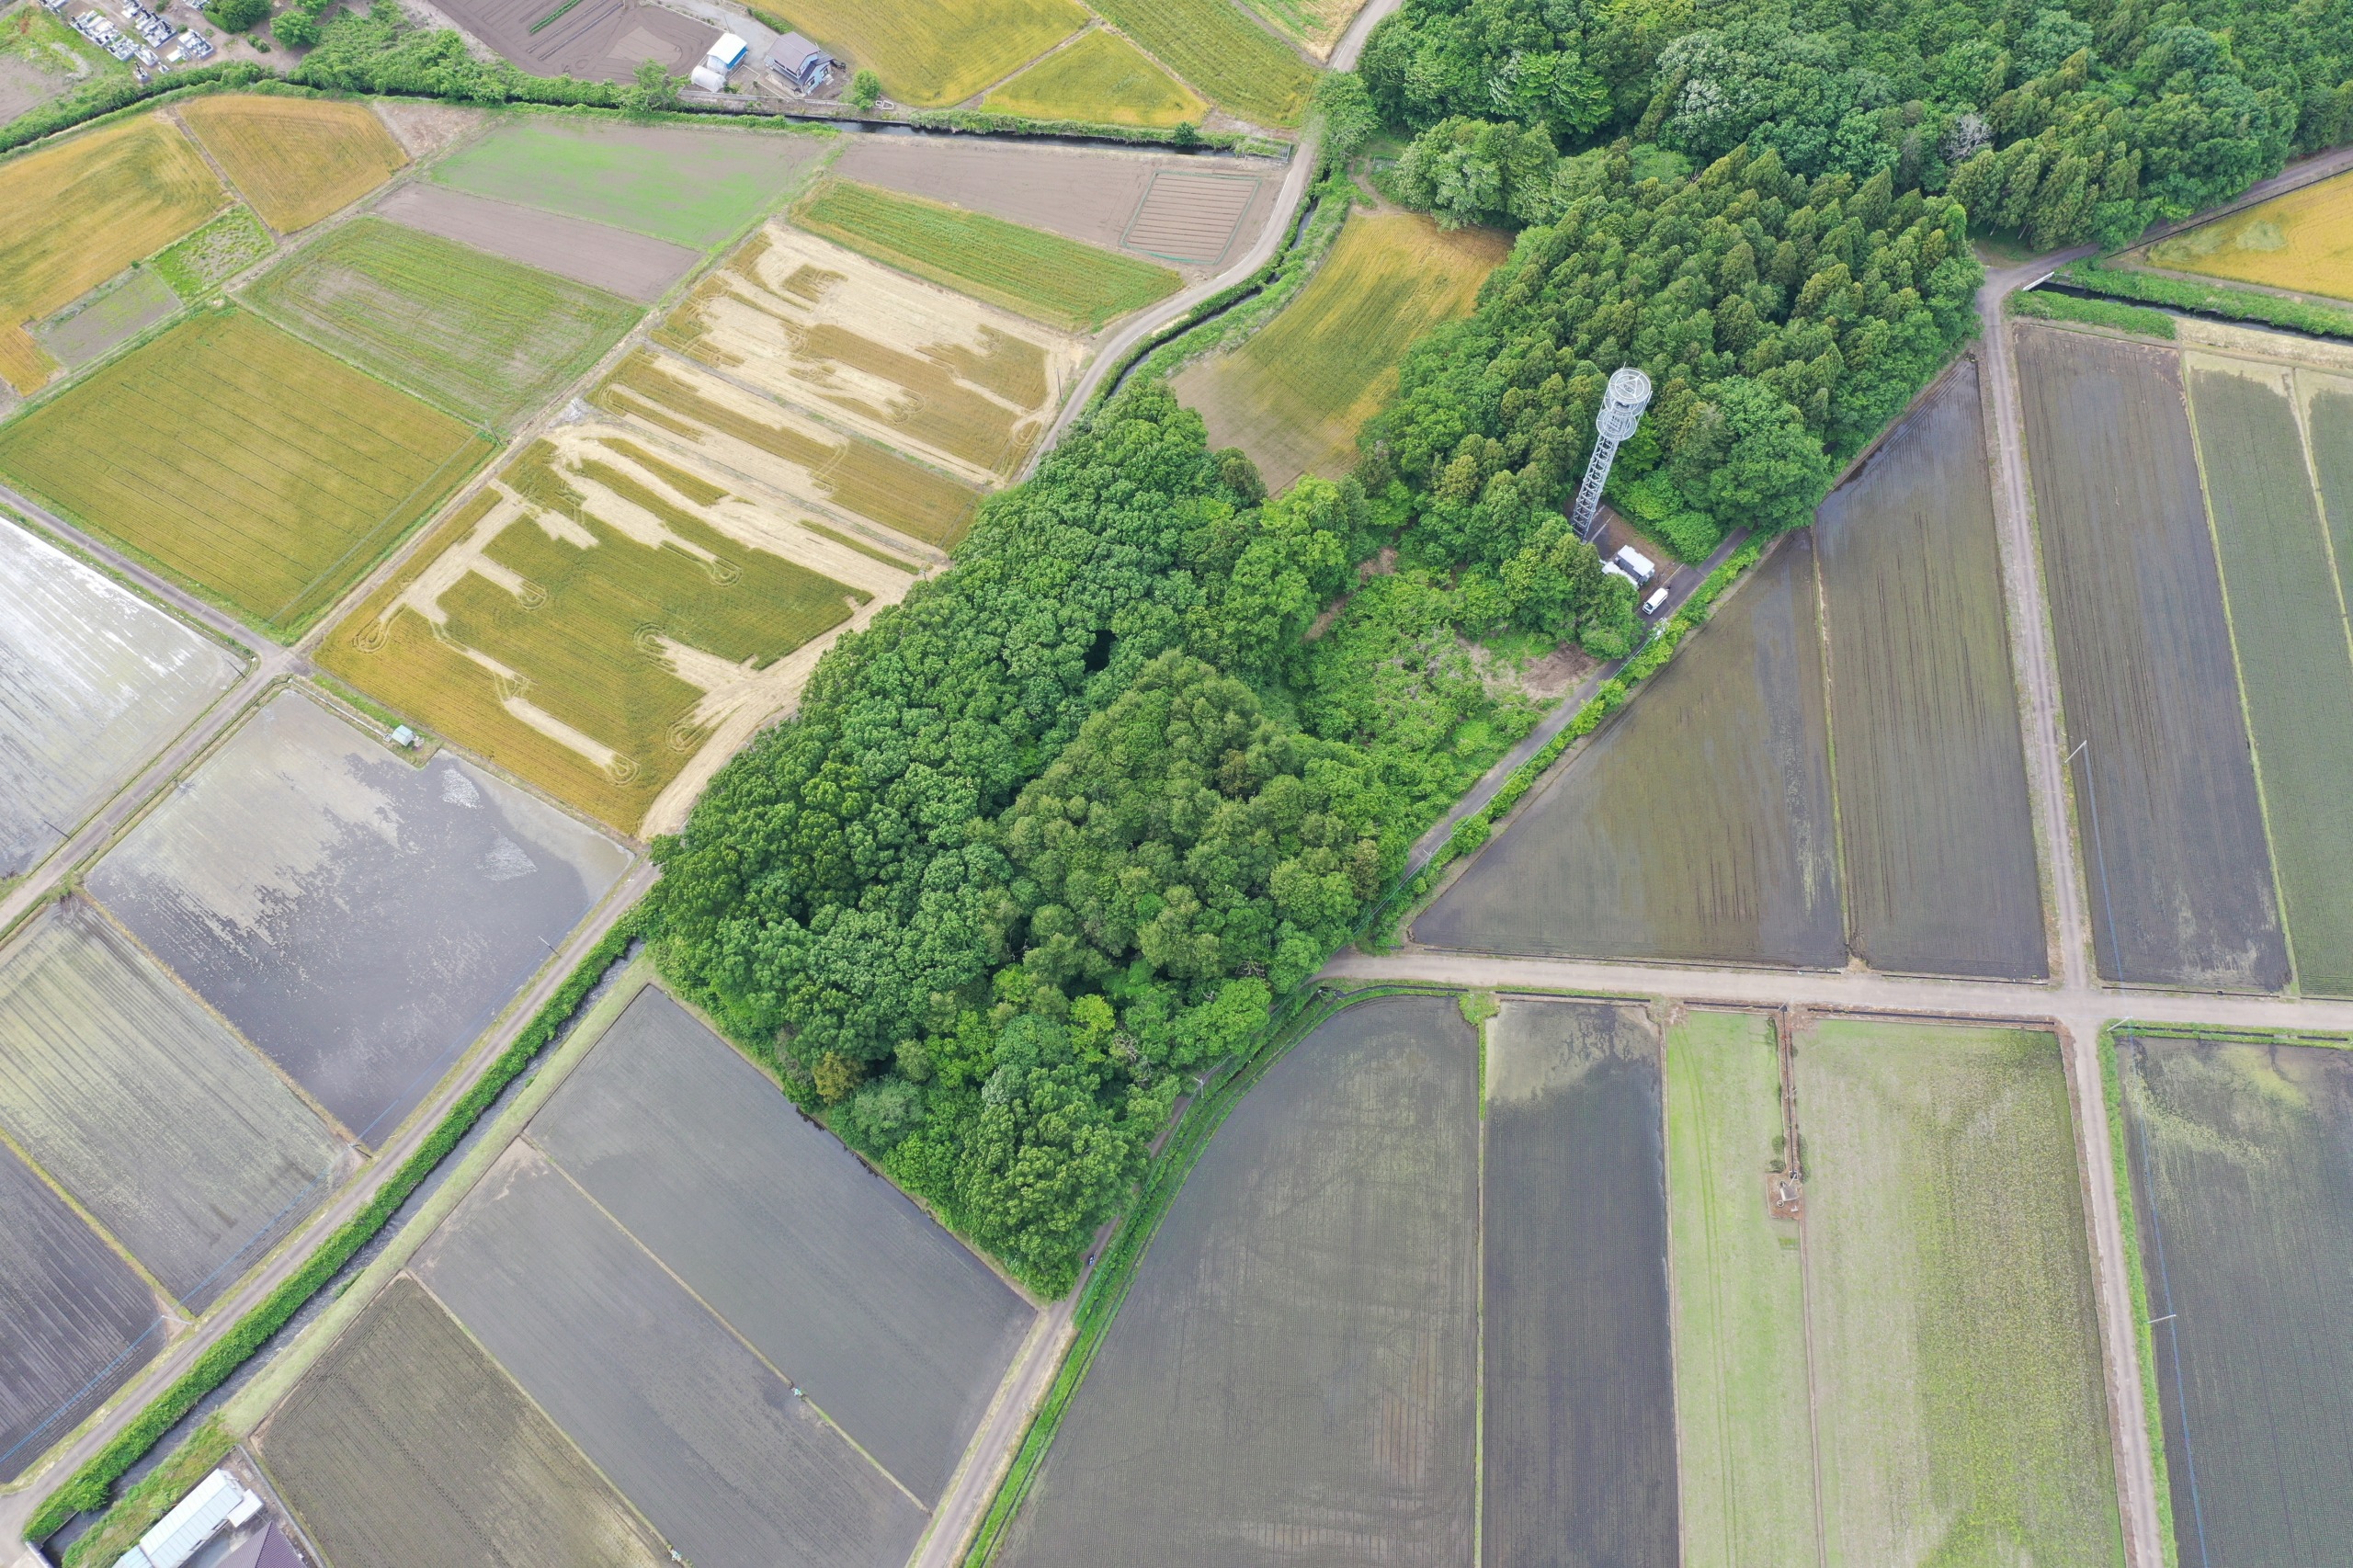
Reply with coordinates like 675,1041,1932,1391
368,97,484,161
0,51,63,126
1123,168,1267,265
433,0,714,82
373,182,699,302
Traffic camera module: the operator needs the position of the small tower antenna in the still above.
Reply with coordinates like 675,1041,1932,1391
1570,367,1653,542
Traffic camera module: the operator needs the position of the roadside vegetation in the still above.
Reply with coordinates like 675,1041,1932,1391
2010,287,2175,337
2056,256,2353,340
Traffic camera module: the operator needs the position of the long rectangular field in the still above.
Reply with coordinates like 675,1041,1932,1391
995,993,1480,1565
374,182,701,302
0,310,494,636
2115,1034,2353,1567
1665,1009,1818,1566
177,94,407,233
2186,358,2353,994
0,901,343,1312
258,1273,669,1568
1415,534,1846,968
528,986,1031,1507
429,119,822,246
415,1141,929,1568
2015,324,2288,988
244,217,643,427
1484,999,1677,1568
85,689,630,1147
1814,358,2044,979
1796,1018,2120,1566
2314,377,2353,610
0,516,240,880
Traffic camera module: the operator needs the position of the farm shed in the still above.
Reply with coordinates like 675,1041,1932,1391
706,31,747,71
767,31,828,90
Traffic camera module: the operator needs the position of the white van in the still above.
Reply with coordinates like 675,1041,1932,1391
1612,545,1658,586
1642,585,1670,618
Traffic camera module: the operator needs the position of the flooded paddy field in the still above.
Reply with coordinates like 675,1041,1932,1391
2117,1035,2353,1566
85,688,630,1147
0,901,345,1311
0,515,239,879
1813,360,2044,979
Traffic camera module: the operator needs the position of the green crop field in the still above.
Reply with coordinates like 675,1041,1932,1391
430,119,822,246
150,207,273,297
1797,1019,2120,1566
1085,0,1316,124
178,94,407,233
0,310,492,636
2187,359,2353,995
749,0,1085,107
2315,381,2353,612
1665,1010,1819,1567
793,178,1177,331
982,28,1208,127
245,217,642,427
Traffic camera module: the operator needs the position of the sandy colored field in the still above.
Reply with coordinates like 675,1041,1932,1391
1233,0,1366,58
983,27,1207,126
1176,210,1504,491
750,0,1084,107
431,115,821,246
1813,359,2045,979
320,416,911,835
795,177,1179,331
0,900,344,1311
529,986,1032,1508
999,994,1479,1566
830,138,1279,279
30,267,179,369
259,1274,668,1568
1797,1019,2119,1566
2145,169,2353,302
368,96,485,161
0,514,239,880
1416,536,1846,969
178,95,407,233
2015,324,2288,988
0,1138,159,1485
2186,356,2353,995
1086,0,1316,125
375,182,700,302
244,216,642,426
0,311,493,635
1484,999,1677,1568
85,689,631,1147
660,224,1080,482
1665,1009,1819,1568
0,112,223,392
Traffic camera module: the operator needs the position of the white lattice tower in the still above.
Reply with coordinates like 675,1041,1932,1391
1570,366,1654,541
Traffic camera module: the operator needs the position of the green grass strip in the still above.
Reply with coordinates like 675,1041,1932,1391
2061,261,2353,341
28,902,648,1544
2100,1029,2181,1568
526,0,586,33
2010,289,2176,339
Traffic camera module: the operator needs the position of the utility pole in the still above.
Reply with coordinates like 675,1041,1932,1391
1570,366,1654,542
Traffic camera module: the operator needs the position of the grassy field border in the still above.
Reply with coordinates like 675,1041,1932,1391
26,902,648,1546
2058,262,2353,342
2011,289,2177,339
2098,1028,2181,1568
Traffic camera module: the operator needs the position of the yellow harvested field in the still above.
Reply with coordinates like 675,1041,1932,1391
2146,171,2353,302
178,95,409,233
1174,210,1506,491
1238,0,1369,60
750,0,1086,107
657,224,1081,482
320,417,922,835
982,28,1209,128
0,112,225,392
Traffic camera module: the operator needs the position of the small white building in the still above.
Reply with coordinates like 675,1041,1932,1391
705,30,747,73
689,62,726,91
115,1470,263,1568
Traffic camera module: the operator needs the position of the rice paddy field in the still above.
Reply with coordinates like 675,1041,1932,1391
1415,535,1846,968
176,95,408,233
244,217,642,427
2115,1033,2353,1567
995,993,1480,1565
1483,998,1677,1568
2015,324,2288,989
660,225,1079,482
2144,168,2353,302
0,515,239,880
746,0,1085,107
1664,1009,1818,1568
317,415,905,835
0,112,225,392
374,182,700,302
0,901,344,1312
2181,355,2353,995
84,689,631,1147
1813,359,2045,979
258,1275,670,1568
429,117,822,246
1795,1018,2120,1566
1173,209,1506,490
0,1137,160,1484
1233,0,1365,58
793,178,1179,331
981,27,1208,126
29,267,179,369
0,310,494,637
1085,0,1316,124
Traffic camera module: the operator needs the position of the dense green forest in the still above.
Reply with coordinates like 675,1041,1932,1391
1361,0,2351,246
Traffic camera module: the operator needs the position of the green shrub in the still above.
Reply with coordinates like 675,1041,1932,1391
849,67,881,109
211,0,268,31
2059,262,2353,341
